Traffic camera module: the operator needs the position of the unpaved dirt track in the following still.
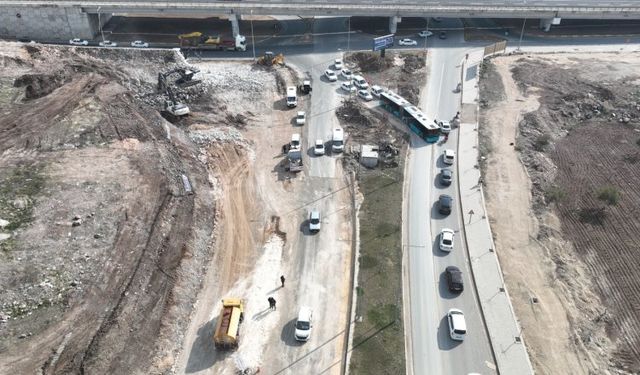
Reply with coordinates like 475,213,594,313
481,53,640,374
176,61,352,375
0,43,217,374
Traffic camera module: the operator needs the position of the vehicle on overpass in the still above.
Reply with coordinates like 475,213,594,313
380,91,440,143
178,32,247,51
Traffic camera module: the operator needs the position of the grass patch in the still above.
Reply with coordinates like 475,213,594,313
0,164,46,232
350,165,405,375
545,185,567,203
597,186,620,206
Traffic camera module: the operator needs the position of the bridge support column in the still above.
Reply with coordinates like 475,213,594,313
0,5,100,40
230,14,240,38
389,16,401,34
539,17,561,32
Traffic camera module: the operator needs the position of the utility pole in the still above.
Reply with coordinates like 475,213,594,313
518,18,527,51
250,10,256,60
97,7,105,42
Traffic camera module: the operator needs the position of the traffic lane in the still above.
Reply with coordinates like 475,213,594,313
407,138,443,375
431,130,496,375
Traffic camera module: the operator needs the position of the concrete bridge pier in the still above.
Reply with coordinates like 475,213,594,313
230,14,240,37
539,17,561,31
389,16,401,34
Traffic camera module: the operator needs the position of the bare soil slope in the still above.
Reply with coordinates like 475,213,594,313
481,53,640,375
0,44,216,374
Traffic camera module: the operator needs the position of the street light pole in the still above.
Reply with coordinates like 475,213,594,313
250,10,256,60
347,16,351,52
518,18,527,51
97,6,105,42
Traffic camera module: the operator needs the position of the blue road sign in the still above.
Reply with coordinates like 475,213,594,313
373,34,394,51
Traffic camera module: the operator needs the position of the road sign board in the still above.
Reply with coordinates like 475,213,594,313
373,34,394,51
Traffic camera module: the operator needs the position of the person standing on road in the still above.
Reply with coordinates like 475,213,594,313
268,297,275,310
280,275,285,288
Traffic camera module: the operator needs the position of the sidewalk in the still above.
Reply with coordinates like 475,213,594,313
458,49,534,375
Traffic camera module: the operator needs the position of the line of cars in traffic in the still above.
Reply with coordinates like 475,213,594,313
69,38,149,48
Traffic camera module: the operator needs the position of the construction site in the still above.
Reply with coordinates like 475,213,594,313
0,42,354,375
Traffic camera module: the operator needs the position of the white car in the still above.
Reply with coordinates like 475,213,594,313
371,85,384,98
309,210,321,232
98,40,118,47
440,120,451,134
334,58,343,70
443,149,455,165
418,30,434,38
341,81,356,93
314,139,325,156
294,306,313,342
69,38,88,46
447,308,467,341
439,228,455,252
324,69,337,82
341,69,353,80
398,38,418,46
357,89,373,101
130,40,149,48
295,111,306,125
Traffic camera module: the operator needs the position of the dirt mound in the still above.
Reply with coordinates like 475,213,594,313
13,72,70,99
0,43,217,375
346,51,394,73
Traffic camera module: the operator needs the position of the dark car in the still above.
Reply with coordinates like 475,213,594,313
439,31,447,39
445,266,464,293
440,169,453,186
438,194,453,215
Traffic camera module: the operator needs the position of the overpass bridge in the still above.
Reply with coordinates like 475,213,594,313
1,1,640,42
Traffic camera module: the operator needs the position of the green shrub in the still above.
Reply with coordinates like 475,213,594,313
545,186,566,203
597,186,620,206
533,133,551,152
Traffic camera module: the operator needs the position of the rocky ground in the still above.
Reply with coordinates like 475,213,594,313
480,53,640,375
0,42,267,374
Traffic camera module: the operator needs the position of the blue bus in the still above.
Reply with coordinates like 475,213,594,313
380,91,440,143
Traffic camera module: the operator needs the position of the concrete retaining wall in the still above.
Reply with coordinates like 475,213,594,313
0,6,107,40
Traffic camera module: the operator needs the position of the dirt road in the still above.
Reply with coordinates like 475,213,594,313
175,61,353,375
480,54,640,374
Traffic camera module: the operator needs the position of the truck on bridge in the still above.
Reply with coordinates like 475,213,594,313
178,32,247,51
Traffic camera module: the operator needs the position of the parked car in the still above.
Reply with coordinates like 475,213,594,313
98,40,118,47
440,169,453,186
352,75,369,89
357,89,373,101
130,40,149,48
334,58,343,70
296,111,306,126
314,139,325,156
447,308,467,341
294,306,313,342
418,30,434,38
440,120,451,134
69,38,88,46
439,31,447,39
445,266,464,293
438,194,453,215
341,68,353,80
341,81,356,93
309,210,321,232
371,85,384,98
443,149,455,165
398,38,418,46
324,69,337,82
439,228,455,252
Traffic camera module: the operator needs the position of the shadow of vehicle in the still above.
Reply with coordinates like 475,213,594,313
437,314,462,351
280,318,304,347
185,318,223,373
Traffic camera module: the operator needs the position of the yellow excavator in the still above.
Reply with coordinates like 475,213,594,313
257,51,285,66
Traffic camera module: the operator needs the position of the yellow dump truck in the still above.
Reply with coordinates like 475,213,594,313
213,298,244,350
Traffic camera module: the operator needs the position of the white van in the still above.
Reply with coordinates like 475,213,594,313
447,308,467,341
290,133,301,150
286,86,297,108
331,128,344,153
371,85,384,98
294,306,313,342
352,75,369,89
